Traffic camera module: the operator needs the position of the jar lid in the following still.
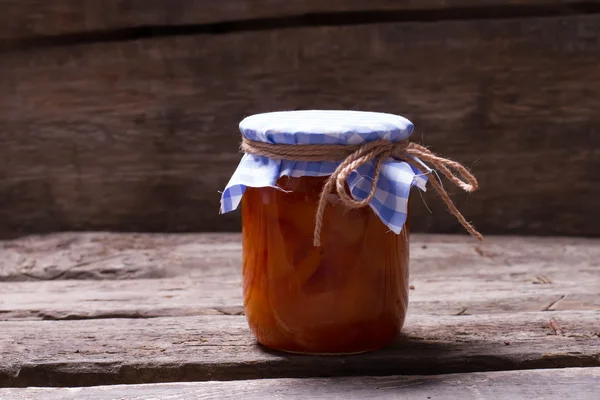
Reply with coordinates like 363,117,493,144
221,110,427,236
240,110,414,145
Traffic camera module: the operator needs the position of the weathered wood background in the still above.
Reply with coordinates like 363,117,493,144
1,0,599,239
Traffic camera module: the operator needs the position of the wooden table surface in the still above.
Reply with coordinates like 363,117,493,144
0,233,598,399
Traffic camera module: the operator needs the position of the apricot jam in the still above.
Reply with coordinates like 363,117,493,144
241,175,409,354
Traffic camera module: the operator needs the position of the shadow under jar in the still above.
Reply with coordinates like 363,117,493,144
242,176,410,354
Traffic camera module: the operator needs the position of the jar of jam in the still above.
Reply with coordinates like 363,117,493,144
220,110,479,354
242,175,410,354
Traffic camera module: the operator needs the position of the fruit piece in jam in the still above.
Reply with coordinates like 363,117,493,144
242,176,409,354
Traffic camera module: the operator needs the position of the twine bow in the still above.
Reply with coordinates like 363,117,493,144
241,137,482,246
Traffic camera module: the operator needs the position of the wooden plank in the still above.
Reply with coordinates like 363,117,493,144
1,17,599,237
0,311,598,387
1,0,596,40
3,233,600,281
2,368,599,399
1,234,599,320
1,234,598,386
2,275,597,321
0,232,242,281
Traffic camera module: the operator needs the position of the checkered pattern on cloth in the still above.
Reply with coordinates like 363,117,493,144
220,110,428,234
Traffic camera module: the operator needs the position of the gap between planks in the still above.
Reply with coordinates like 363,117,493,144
1,0,599,43
0,368,598,400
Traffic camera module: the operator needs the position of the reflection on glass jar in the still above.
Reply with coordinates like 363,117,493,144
242,176,409,355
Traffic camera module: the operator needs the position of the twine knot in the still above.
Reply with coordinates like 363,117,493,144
241,136,482,246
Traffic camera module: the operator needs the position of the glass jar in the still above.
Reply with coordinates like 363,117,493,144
241,175,410,354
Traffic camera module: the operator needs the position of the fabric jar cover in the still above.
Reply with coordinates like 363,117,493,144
219,110,429,234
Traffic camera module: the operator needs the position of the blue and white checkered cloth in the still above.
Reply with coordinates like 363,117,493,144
220,110,428,234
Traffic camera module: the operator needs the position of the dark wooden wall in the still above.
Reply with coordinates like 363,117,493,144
1,0,599,238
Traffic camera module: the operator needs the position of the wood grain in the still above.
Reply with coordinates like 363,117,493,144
0,233,598,386
1,0,596,40
1,234,599,320
2,275,597,321
1,16,599,237
0,232,242,281
2,368,599,399
0,311,598,387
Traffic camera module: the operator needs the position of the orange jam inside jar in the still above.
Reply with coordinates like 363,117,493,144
222,110,481,355
241,176,410,354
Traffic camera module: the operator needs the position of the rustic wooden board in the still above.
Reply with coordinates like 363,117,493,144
3,233,600,280
1,234,599,320
0,232,242,281
1,368,599,399
0,234,598,387
0,311,598,387
1,0,596,40
1,16,599,237
2,274,597,321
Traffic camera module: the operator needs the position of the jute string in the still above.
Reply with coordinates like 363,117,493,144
241,137,483,246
